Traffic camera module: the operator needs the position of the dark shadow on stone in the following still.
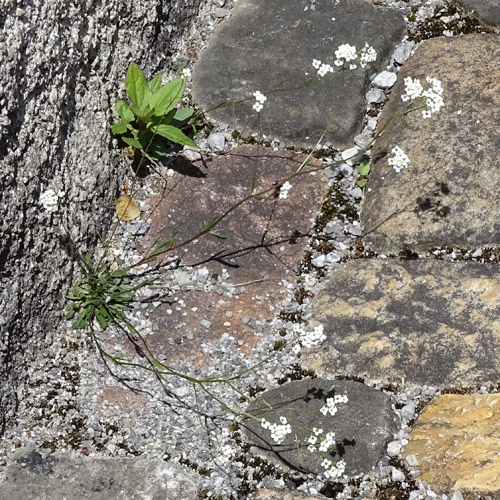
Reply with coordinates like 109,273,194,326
170,156,207,178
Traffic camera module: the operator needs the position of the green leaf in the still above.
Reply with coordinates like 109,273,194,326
356,179,367,188
173,108,194,123
209,231,230,239
111,268,131,278
123,136,143,150
151,124,197,147
359,160,370,177
112,122,128,135
202,216,219,233
149,74,162,93
116,100,134,124
150,78,185,116
72,305,94,329
125,63,152,112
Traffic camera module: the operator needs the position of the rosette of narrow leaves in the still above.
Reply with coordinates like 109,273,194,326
66,254,136,330
112,63,197,157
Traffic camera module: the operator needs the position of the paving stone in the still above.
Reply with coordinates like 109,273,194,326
138,145,327,367
456,0,500,28
404,393,500,498
361,34,500,254
303,258,500,387
192,0,406,149
0,450,202,500
243,379,399,476
249,489,324,500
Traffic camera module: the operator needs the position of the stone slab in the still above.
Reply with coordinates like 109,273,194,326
456,0,500,28
138,145,327,368
0,451,202,500
304,258,500,387
361,34,500,254
404,393,500,498
250,489,324,500
192,0,406,148
244,379,399,476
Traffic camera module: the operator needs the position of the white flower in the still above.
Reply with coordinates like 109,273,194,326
317,63,333,77
359,43,377,68
322,459,346,479
252,102,264,112
279,181,292,199
401,76,444,118
253,90,267,103
181,68,191,79
261,417,292,444
388,145,410,172
40,188,64,213
318,431,336,452
312,59,322,69
334,43,357,67
299,324,326,348
292,343,301,355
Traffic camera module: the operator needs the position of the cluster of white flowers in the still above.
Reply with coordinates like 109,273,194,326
312,59,333,77
359,43,378,68
40,188,64,213
334,43,357,68
321,458,346,479
181,68,191,79
291,324,327,354
279,181,292,199
387,145,411,172
313,43,377,76
252,90,267,112
401,76,444,118
261,416,292,444
306,428,336,453
320,394,349,416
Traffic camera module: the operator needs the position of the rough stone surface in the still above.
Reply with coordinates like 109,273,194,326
249,489,325,500
304,259,500,387
362,34,500,254
139,145,326,367
192,0,406,148
244,379,399,476
456,0,500,28
404,393,500,498
0,450,202,499
0,0,201,429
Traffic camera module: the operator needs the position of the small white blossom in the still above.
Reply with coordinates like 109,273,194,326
181,68,191,79
318,431,336,452
279,181,292,199
388,145,411,172
292,343,302,355
312,59,322,69
253,102,264,112
313,427,323,436
359,43,377,68
317,63,334,77
322,458,346,479
40,188,64,213
253,90,267,103
261,417,292,444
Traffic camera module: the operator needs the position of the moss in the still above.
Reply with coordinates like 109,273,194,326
314,183,358,234
408,1,487,43
277,364,316,385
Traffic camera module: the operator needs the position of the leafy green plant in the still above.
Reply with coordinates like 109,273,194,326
66,254,136,330
356,159,370,188
111,63,197,158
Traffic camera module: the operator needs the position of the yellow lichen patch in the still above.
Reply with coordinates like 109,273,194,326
404,393,500,494
463,278,500,308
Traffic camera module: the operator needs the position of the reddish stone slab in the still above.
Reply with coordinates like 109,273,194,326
138,145,327,368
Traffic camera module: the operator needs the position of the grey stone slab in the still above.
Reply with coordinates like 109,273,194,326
303,259,500,388
0,451,202,500
456,0,500,28
361,34,500,255
243,379,399,476
192,0,406,149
